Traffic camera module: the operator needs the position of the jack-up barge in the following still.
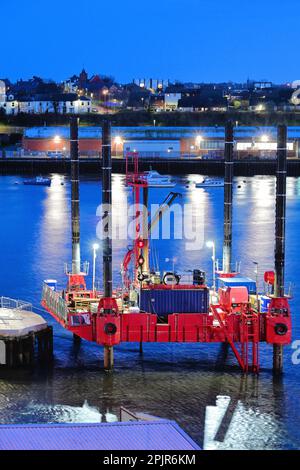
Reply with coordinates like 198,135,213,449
42,118,292,373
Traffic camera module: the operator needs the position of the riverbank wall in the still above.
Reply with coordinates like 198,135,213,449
1,157,300,176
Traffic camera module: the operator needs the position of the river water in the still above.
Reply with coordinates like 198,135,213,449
0,173,299,450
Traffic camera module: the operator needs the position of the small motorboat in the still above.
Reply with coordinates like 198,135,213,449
144,170,176,188
195,178,224,188
24,176,51,186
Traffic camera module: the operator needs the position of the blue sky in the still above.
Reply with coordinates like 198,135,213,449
1,0,299,83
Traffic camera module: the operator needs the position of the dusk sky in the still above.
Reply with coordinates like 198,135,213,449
2,0,299,84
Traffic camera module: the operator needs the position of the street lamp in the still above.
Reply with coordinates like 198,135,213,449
102,88,109,113
92,243,99,293
114,136,123,158
114,136,122,145
195,135,203,158
195,135,203,146
53,135,61,157
206,240,216,291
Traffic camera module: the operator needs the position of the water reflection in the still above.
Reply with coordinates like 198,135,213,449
234,177,275,278
287,177,300,197
111,174,130,257
0,364,294,448
37,174,68,283
22,401,103,424
204,397,281,450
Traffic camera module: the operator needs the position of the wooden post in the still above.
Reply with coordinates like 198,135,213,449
104,346,114,371
73,334,81,345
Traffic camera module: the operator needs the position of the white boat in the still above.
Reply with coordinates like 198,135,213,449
144,170,176,188
195,178,224,188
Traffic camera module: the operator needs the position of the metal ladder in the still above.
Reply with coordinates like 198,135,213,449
240,307,260,373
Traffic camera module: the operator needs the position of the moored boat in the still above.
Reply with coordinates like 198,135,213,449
195,178,224,188
24,176,51,186
144,170,176,188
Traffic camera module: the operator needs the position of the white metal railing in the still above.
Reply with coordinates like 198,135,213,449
0,296,32,312
215,260,241,274
42,283,68,323
264,281,294,299
64,261,89,276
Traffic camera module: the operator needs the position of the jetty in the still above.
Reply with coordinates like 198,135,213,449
0,297,52,367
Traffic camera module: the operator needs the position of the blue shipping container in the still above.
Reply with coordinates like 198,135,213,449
139,288,209,315
217,277,257,294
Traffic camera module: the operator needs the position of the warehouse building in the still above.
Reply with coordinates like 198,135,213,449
22,126,300,159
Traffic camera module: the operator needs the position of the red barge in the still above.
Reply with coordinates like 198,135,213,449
42,119,292,373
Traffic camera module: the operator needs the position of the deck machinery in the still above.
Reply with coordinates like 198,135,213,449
42,120,292,372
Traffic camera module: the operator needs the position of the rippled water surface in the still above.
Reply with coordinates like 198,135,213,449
0,173,300,450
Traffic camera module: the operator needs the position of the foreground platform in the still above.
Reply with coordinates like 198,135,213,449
0,420,200,450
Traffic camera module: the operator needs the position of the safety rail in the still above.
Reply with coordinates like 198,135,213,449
64,261,90,276
42,283,68,324
264,281,294,299
215,260,241,274
0,296,32,312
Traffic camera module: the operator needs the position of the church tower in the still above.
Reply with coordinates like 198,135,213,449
78,69,88,89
